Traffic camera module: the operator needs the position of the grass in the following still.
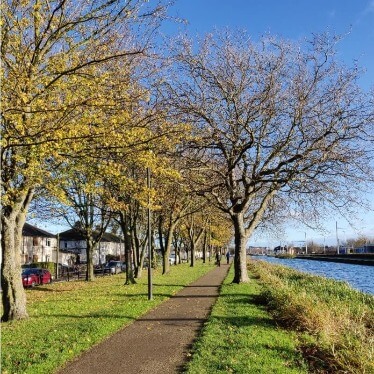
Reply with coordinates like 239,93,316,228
275,253,296,259
186,260,373,374
185,265,308,373
249,260,374,373
1,262,214,374
4,260,372,373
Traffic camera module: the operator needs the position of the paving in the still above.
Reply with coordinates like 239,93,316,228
58,264,230,374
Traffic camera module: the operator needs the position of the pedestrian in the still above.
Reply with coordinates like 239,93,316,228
226,251,230,264
215,251,221,267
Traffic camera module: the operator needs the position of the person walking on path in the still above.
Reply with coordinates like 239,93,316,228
58,265,229,374
226,251,230,264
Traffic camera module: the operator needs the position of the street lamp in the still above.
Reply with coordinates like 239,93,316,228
296,231,308,254
336,222,345,255
147,166,153,300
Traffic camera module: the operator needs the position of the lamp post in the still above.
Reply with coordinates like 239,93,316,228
336,221,340,255
147,166,153,300
56,233,59,279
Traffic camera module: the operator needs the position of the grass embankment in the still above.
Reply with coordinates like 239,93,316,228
1,262,214,374
250,261,374,373
186,261,373,374
186,265,308,373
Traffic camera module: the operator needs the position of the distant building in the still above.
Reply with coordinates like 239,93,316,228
274,245,287,253
58,228,124,265
247,246,269,255
355,244,374,254
21,223,57,264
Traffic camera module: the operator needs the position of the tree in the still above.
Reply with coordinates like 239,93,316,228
184,212,206,267
109,166,150,283
1,0,171,321
155,170,194,274
58,167,115,281
165,31,373,283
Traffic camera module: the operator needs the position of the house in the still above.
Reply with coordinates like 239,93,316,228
58,228,124,265
355,244,374,254
21,223,57,264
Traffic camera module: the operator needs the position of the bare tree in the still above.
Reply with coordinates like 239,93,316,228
165,31,373,283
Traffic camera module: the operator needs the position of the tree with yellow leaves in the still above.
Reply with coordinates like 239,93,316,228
1,0,171,321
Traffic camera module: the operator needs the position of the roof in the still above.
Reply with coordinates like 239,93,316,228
58,228,122,243
23,223,56,238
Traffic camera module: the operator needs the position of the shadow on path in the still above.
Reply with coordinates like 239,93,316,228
57,265,229,374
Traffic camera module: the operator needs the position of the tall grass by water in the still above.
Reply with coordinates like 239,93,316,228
250,260,374,373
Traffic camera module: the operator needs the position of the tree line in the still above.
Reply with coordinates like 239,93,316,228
2,0,373,321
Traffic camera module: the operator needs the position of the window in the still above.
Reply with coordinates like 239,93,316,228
46,238,51,246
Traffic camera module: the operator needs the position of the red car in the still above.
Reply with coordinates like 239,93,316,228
22,268,52,287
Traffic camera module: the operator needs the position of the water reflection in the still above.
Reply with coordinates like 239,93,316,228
252,256,374,295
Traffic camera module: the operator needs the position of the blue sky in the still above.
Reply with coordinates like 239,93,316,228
165,0,374,92
163,0,374,246
35,1,374,246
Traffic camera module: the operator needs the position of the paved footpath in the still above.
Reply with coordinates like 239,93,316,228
58,265,229,374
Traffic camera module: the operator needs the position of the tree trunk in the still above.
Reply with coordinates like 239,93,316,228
85,238,95,281
131,223,140,277
202,230,207,264
135,237,147,279
189,226,203,268
190,241,196,267
1,215,28,321
159,219,176,275
123,214,136,284
1,189,34,321
232,213,250,283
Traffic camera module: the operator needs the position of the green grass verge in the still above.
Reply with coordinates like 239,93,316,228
249,260,374,373
185,265,308,373
1,262,214,374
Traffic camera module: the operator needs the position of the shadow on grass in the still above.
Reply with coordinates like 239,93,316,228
170,294,217,298
151,284,221,288
35,312,138,320
30,286,70,292
137,316,206,323
107,292,220,299
222,294,267,307
211,314,276,328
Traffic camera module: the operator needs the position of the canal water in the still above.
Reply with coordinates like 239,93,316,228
252,256,374,295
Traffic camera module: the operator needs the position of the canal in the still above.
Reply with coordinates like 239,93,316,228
251,255,374,295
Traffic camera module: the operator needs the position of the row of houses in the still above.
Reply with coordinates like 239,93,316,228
22,223,124,266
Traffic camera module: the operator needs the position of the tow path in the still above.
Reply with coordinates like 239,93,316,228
58,265,229,374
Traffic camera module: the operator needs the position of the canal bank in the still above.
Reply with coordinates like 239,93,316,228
247,260,374,373
252,255,374,294
296,253,374,266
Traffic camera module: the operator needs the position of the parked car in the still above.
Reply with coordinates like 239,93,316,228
169,254,179,265
22,268,52,287
94,264,105,274
104,261,123,274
